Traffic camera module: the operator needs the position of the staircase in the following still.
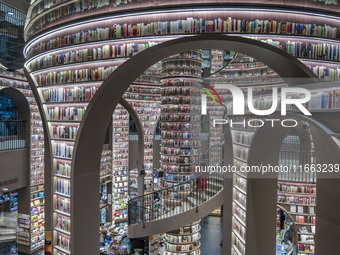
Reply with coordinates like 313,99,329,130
0,225,16,243
127,143,225,238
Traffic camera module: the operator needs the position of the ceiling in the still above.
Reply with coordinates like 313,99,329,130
1,0,30,13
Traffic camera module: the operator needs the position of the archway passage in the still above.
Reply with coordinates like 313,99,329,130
247,113,340,255
0,87,30,188
69,34,318,255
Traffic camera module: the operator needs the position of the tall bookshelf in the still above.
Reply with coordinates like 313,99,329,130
160,51,202,255
124,63,162,194
277,182,316,254
165,221,201,255
100,149,113,224
112,104,129,223
30,61,120,254
231,127,252,255
276,127,317,255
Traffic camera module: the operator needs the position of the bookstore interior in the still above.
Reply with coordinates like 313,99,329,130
0,0,340,255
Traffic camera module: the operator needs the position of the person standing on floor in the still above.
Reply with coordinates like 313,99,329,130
100,223,107,248
196,163,208,201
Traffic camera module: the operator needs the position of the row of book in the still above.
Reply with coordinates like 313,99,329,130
56,179,71,196
35,66,117,86
139,115,158,122
277,195,316,205
161,105,200,113
124,93,159,101
56,161,71,177
234,147,248,161
161,114,200,122
31,135,44,142
29,2,80,37
31,170,44,178
226,62,265,70
162,79,199,87
31,163,44,171
161,97,199,105
56,196,70,214
161,88,200,96
234,220,246,240
234,176,247,193
165,250,199,255
113,132,128,138
161,139,200,148
308,65,340,80
162,59,202,69
278,183,316,194
29,0,60,18
52,125,78,140
234,189,247,208
113,114,128,119
220,68,273,77
167,233,199,244
29,42,157,71
56,233,70,251
48,106,86,121
134,107,160,115
161,155,193,164
28,16,340,58
262,39,340,62
0,79,29,89
161,123,199,131
163,69,201,77
234,205,246,223
55,142,74,159
133,75,161,84
56,214,71,233
233,237,245,255
233,132,252,146
0,69,26,80
160,165,193,173
29,0,146,36
127,85,160,95
161,131,200,139
296,215,316,224
166,241,199,252
31,157,44,164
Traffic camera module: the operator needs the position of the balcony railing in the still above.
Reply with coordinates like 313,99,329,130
128,142,225,226
0,120,27,151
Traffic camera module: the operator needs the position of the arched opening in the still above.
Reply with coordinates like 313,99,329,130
248,113,340,255
0,87,31,246
25,34,318,254
0,88,30,151
277,125,316,255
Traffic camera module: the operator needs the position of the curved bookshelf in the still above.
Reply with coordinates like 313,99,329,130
25,1,340,40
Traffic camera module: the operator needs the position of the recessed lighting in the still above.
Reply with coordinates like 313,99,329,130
7,11,14,15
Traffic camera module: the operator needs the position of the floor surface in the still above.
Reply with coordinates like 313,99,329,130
0,241,44,255
0,213,222,255
200,215,223,255
0,211,44,255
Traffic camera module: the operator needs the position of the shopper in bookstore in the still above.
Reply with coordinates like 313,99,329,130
1,0,340,254
196,164,208,202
